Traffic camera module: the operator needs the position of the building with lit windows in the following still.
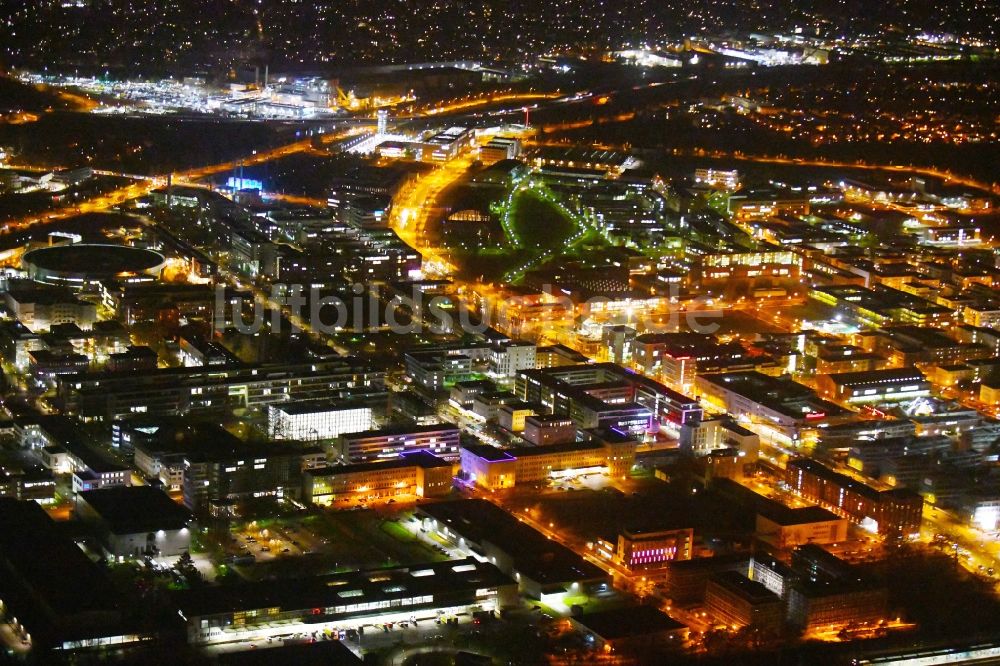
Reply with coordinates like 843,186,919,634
787,580,888,632
632,333,762,390
784,458,922,537
693,244,800,283
57,359,383,421
705,572,784,632
516,363,699,437
728,190,810,219
694,168,740,190
181,440,325,514
961,491,1000,531
449,379,496,407
0,468,56,504
176,557,517,646
534,344,590,368
337,424,461,463
809,285,953,329
76,486,193,559
21,244,165,290
594,526,694,573
755,504,848,549
497,401,537,432
749,556,796,600
816,368,931,404
681,417,759,459
479,137,521,164
302,450,453,505
21,416,131,495
529,146,633,177
417,499,611,600
460,431,637,491
267,399,375,441
662,554,750,604
522,415,577,446
425,126,475,161
490,341,536,378
3,285,97,331
696,372,847,445
404,350,476,391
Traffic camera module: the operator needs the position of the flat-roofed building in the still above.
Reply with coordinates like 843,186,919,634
106,346,159,374
176,556,517,646
471,390,519,421
21,416,131,495
404,350,475,391
816,368,930,404
813,346,884,375
570,606,688,653
57,359,383,422
785,458,922,537
0,468,56,504
522,414,576,446
497,401,537,432
535,344,591,368
662,553,750,604
449,379,496,408
0,498,143,652
705,572,784,631
479,137,521,165
267,398,375,441
755,504,848,549
338,423,461,463
681,416,759,459
460,432,637,490
787,579,888,632
178,335,239,367
76,486,193,559
302,450,453,505
3,286,97,331
417,499,611,600
490,341,536,378
121,419,237,488
729,189,810,219
696,371,847,446
606,526,695,572
749,556,797,599
180,439,324,514
516,363,698,437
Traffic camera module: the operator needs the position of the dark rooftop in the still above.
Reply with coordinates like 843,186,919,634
709,571,782,605
78,485,192,534
308,450,451,476
23,244,164,275
418,499,608,588
0,498,123,644
573,605,686,641
174,556,512,619
758,502,842,527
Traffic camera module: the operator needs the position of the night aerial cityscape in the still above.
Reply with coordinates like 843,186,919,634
0,2,998,666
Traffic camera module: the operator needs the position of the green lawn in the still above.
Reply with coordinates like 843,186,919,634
509,189,577,251
448,181,609,284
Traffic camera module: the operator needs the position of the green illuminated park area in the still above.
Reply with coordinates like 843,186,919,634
443,177,607,283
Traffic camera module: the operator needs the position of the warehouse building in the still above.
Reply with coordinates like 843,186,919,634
175,557,516,646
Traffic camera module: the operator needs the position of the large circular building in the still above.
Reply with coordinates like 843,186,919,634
23,243,166,288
